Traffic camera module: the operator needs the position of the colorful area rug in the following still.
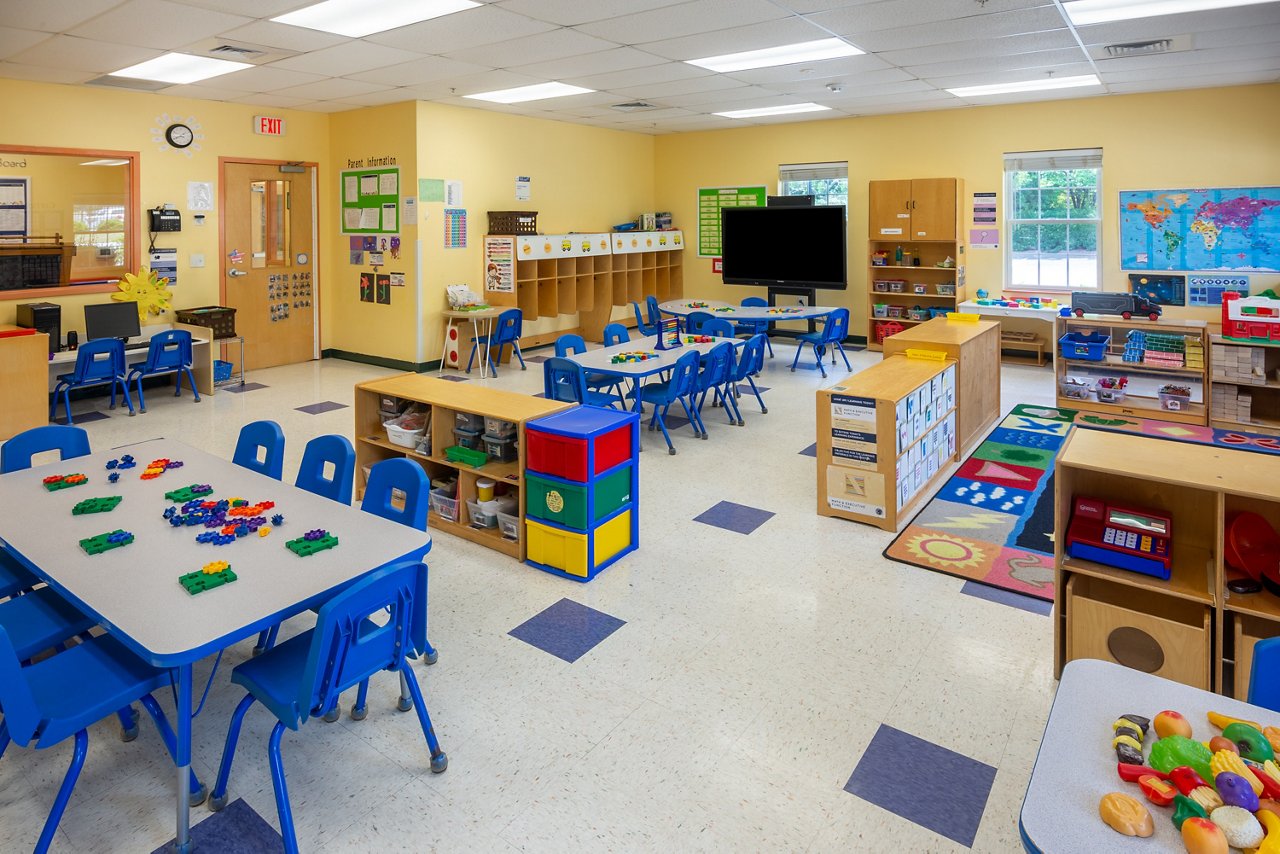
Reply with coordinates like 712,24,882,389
884,402,1280,603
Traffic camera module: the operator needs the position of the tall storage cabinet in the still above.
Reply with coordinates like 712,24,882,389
524,407,640,581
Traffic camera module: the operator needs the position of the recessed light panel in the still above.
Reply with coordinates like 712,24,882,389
688,39,863,73
111,53,252,85
714,103,832,119
464,82,595,104
272,0,479,38
1063,0,1275,26
947,75,1102,97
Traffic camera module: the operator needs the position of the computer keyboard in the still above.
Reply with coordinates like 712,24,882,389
125,342,149,351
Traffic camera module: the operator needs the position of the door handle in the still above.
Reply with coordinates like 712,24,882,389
228,269,247,278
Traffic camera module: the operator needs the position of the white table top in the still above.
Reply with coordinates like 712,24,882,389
958,300,1062,322
1020,659,1275,853
563,334,742,377
0,438,430,666
658,299,839,321
49,330,212,366
442,307,503,320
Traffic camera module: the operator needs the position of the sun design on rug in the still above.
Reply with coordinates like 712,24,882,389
903,532,987,570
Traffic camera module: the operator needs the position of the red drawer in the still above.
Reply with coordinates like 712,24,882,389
527,423,630,481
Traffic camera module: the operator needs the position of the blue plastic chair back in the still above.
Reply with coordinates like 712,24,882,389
685,311,714,335
544,357,587,404
492,309,522,346
296,561,425,727
0,624,40,743
295,435,355,505
733,334,767,382
631,302,658,336
602,323,629,347
696,341,735,393
658,350,700,403
361,458,428,530
823,308,850,344
742,297,767,308
703,318,734,339
140,329,193,373
1250,637,1280,712
555,333,586,357
68,338,126,384
645,296,661,327
1,425,90,473
233,420,285,480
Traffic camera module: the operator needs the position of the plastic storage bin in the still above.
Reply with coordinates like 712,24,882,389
496,511,520,540
466,499,498,528
429,489,458,523
385,412,428,448
455,412,484,432
452,426,483,450
484,416,516,438
1059,377,1093,400
213,360,233,382
525,466,632,530
526,419,631,481
525,510,632,578
1159,389,1192,411
1059,331,1110,361
482,433,517,462
1096,386,1127,403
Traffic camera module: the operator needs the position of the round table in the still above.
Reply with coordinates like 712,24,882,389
657,299,838,320
439,307,503,378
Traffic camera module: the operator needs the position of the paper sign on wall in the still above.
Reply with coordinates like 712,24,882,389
515,176,531,202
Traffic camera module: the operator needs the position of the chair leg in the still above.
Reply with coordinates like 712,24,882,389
117,705,139,741
119,379,136,416
209,693,256,812
184,367,201,402
268,721,301,854
350,679,370,720
0,721,9,762
464,342,478,374
396,670,413,712
138,694,206,806
789,342,802,372
423,640,438,665
764,335,774,357
654,404,675,454
677,395,703,442
109,380,117,410
487,343,500,377
747,377,768,414
61,388,74,426
136,377,147,414
253,624,280,656
35,729,88,854
49,384,60,421
814,344,828,378
836,343,852,371
400,665,448,773
724,383,744,425
512,341,526,370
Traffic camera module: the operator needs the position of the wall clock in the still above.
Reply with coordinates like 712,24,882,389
165,123,194,149
151,114,203,157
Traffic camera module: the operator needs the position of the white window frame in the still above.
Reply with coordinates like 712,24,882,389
1004,148,1103,292
779,161,848,207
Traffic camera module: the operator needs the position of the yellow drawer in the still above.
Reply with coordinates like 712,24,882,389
525,510,632,578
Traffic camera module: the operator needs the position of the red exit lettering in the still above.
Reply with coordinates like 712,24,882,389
254,116,285,136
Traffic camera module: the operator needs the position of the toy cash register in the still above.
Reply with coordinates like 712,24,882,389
1065,497,1172,580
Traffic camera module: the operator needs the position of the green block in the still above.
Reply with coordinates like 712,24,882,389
285,534,339,557
178,567,238,595
71,496,123,515
80,530,134,555
164,484,214,502
44,474,88,492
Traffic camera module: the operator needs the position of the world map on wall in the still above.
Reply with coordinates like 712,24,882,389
1120,186,1280,272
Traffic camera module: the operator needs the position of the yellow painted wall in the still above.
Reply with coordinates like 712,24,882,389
415,103,655,360
0,77,330,339
655,84,1280,335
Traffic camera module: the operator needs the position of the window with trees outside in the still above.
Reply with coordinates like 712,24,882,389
1005,148,1102,291
779,162,848,207
72,201,127,280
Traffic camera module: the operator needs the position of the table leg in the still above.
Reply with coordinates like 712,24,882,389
175,663,193,853
471,318,485,378
438,320,452,375
631,378,643,413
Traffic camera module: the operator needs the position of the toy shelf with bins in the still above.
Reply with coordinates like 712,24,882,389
353,374,570,560
1210,334,1280,436
1055,316,1209,426
1053,428,1280,696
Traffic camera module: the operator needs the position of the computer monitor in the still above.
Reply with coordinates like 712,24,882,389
84,302,141,341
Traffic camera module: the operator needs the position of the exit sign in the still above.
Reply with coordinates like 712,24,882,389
254,116,286,136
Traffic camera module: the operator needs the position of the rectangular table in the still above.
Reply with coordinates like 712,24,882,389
561,334,743,412
0,438,431,853
1020,659,1275,853
47,322,216,395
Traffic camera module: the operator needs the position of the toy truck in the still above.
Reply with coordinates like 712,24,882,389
1222,289,1280,342
1071,291,1162,321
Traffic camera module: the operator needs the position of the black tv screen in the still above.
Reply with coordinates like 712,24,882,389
720,205,847,290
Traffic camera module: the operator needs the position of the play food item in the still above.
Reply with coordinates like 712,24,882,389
1210,805,1265,848
1208,711,1262,731
1182,816,1229,854
1119,763,1169,783
1099,792,1154,837
1151,736,1214,781
1215,771,1260,811
1155,710,1194,739
1114,713,1151,737
1260,810,1280,854
1173,795,1208,829
1170,766,1210,794
1211,750,1264,795
1188,786,1224,812
1250,762,1280,799
1224,722,1276,762
1139,774,1177,806
1265,726,1280,754
1208,736,1238,755
1227,512,1280,580
1112,714,1150,766
1267,759,1280,782
1258,799,1280,820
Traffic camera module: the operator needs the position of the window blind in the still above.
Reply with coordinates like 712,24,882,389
1003,148,1102,172
779,161,847,181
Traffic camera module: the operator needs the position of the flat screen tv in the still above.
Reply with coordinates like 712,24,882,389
720,205,847,290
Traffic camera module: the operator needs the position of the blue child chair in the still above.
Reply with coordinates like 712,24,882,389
0,628,206,853
556,334,624,399
50,337,134,424
702,318,734,339
543,358,621,409
295,435,355,505
1249,637,1280,712
632,302,659,336
602,323,630,347
694,341,739,430
790,307,852,378
645,296,662,330
637,349,702,454
685,311,714,335
736,296,774,357
730,333,769,421
233,420,286,480
466,308,525,375
126,329,200,413
207,561,446,854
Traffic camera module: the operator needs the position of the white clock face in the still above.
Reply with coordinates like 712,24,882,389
167,124,193,148
151,114,202,157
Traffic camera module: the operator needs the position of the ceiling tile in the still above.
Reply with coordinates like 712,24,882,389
507,46,669,79
1191,24,1280,51
0,60,95,85
639,17,837,61
576,0,791,44
608,106,700,122
877,30,1082,65
346,55,493,87
922,62,1097,89
270,41,426,77
1093,43,1280,73
809,0,1059,36
337,87,423,107
0,0,127,34
903,47,1090,78
724,53,893,85
293,100,364,113
168,0,316,15
496,0,689,26
443,26,621,67
768,67,918,94
1075,5,1280,46
568,61,713,91
1107,71,1280,94
773,0,886,12
272,77,394,101
215,65,328,93
229,92,314,109
66,0,253,51
8,35,162,73
400,70,546,100
1102,58,1280,83
363,5,556,53
849,7,1071,52
158,82,253,101
658,84,790,107
0,28,51,61
609,73,755,100
822,88,959,108
214,21,349,53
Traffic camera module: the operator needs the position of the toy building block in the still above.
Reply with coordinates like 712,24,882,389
179,565,238,595
71,496,123,515
108,472,120,484
270,514,284,526
164,484,214,502
80,530,134,555
285,530,339,557
43,474,88,492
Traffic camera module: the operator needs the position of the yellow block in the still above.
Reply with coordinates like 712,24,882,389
947,312,980,323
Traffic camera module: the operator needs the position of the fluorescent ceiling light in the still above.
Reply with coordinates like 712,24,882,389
1063,0,1275,26
714,103,832,119
687,38,863,73
111,53,251,84
464,82,594,104
947,74,1102,97
273,0,479,38
80,159,130,167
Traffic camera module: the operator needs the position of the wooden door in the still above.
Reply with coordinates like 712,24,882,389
220,161,317,370
908,178,957,241
867,179,912,239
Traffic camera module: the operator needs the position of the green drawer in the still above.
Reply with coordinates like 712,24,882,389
525,465,632,530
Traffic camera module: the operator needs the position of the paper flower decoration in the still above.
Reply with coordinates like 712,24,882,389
114,269,173,321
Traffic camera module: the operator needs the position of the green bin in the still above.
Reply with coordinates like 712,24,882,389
525,465,631,530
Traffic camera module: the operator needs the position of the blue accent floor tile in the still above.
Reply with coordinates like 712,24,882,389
509,598,626,663
151,799,282,853
524,354,550,364
960,581,1052,616
221,382,268,393
693,500,775,535
735,384,769,393
799,442,817,457
438,374,469,382
53,410,110,425
845,725,996,847
295,400,348,415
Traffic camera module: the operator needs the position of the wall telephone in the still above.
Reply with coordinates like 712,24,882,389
149,207,181,232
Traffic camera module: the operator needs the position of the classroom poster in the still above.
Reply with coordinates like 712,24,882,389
340,165,399,234
696,185,766,257
444,208,467,248
389,272,406,287
419,178,444,202
484,236,515,293
826,466,886,518
375,274,391,304
828,394,878,471
359,272,374,302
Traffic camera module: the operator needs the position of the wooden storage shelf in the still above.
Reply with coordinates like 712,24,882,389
1210,334,1280,434
1060,356,1204,377
1054,428,1280,696
354,374,570,561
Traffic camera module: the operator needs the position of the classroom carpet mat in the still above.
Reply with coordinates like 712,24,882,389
883,402,1280,602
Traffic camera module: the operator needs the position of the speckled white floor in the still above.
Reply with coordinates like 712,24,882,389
0,341,1059,853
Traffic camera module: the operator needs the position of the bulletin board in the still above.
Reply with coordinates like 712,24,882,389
340,166,399,234
697,185,766,257
0,178,30,237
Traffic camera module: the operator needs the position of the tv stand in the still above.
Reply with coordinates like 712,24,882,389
767,286,819,334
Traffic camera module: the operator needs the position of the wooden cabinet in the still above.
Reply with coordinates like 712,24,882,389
0,328,49,441
867,179,913,238
353,374,570,560
1054,428,1280,696
868,178,958,241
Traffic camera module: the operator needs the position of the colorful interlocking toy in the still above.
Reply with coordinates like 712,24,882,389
43,473,88,492
767,307,803,314
686,301,710,308
72,496,122,515
164,484,213,503
685,335,713,344
117,455,136,470
610,351,659,364
140,458,179,480
285,529,339,557
271,514,284,526
80,529,134,555
108,472,120,484
712,306,735,312
179,563,237,595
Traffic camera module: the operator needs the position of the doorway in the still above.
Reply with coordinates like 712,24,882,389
219,159,318,370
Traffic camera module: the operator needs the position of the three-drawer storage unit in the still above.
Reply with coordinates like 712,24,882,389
523,406,639,581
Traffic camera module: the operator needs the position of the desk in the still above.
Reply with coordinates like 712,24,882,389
440,307,502,379
1020,659,1274,853
562,334,743,412
657,298,838,322
0,438,431,852
46,322,215,396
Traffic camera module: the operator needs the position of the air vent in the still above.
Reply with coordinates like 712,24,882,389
611,101,658,112
208,44,266,58
184,37,297,65
85,75,169,91
1089,34,1193,61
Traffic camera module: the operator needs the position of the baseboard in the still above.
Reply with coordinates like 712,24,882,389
321,349,435,372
